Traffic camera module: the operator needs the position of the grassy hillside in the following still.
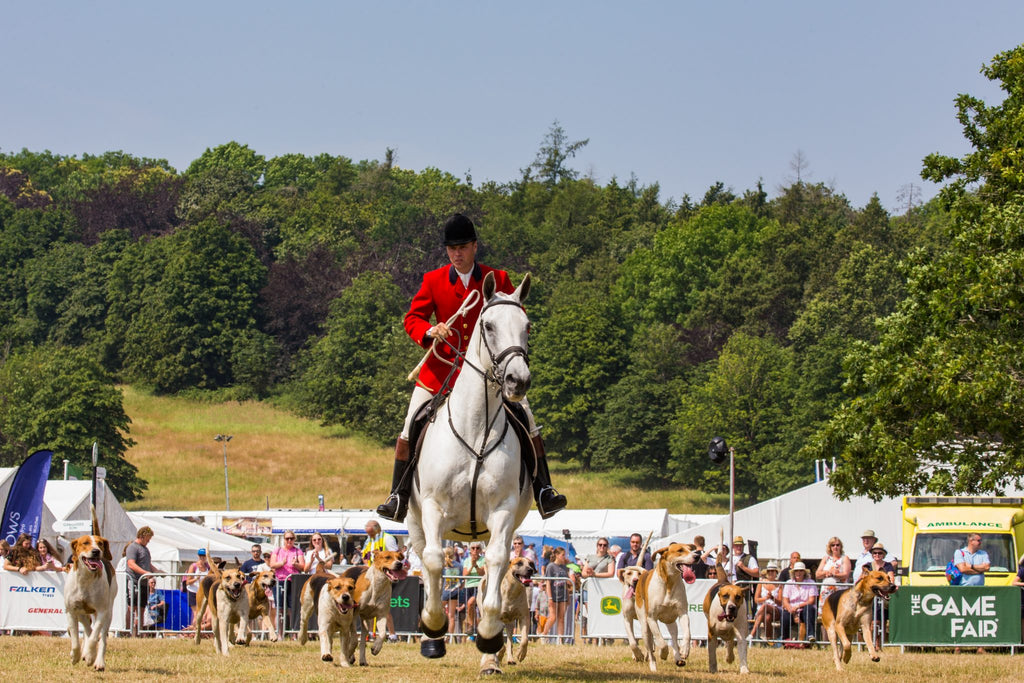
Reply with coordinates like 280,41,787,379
121,386,728,514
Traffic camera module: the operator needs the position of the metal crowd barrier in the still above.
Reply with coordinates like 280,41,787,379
270,571,577,643
738,578,891,649
119,571,279,640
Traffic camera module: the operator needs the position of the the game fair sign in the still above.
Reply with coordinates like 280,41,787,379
889,587,1021,645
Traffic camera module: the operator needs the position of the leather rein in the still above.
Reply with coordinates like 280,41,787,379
435,297,529,539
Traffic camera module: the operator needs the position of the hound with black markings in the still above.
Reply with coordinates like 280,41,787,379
346,550,407,666
822,569,897,671
297,567,336,645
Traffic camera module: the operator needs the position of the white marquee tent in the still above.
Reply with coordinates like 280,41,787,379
656,480,904,562
515,508,719,556
0,467,16,509
42,479,136,562
128,512,258,572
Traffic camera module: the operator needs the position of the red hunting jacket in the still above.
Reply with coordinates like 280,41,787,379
404,262,514,394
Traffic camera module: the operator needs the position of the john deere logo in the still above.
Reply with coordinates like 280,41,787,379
600,596,621,615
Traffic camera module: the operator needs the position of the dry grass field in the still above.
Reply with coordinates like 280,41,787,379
5,635,1024,681
120,386,729,513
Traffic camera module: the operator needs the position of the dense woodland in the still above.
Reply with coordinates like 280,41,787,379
2,45,1023,506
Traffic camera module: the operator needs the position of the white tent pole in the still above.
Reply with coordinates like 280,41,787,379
729,447,735,552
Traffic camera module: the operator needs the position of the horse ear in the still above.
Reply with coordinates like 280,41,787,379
515,273,531,303
483,271,496,300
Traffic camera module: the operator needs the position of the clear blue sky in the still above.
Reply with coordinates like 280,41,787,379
3,2,1022,212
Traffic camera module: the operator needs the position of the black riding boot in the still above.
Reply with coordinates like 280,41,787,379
376,438,411,522
531,435,567,519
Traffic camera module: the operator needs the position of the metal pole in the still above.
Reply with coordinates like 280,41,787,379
729,447,735,549
223,441,230,511
215,435,233,511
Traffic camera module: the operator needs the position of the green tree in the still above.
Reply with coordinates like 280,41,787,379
786,244,906,434
0,345,143,500
614,204,763,329
804,200,1024,499
590,323,688,479
530,294,627,470
118,220,266,392
296,272,409,442
671,332,799,501
528,121,589,186
922,45,1024,212
805,44,1024,500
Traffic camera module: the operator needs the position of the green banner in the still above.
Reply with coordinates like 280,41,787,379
890,587,1021,645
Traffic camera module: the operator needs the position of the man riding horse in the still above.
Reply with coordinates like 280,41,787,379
376,213,567,523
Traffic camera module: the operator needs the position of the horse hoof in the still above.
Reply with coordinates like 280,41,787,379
675,658,686,667
322,654,333,662
481,668,503,676
421,638,447,659
476,631,504,654
871,656,880,662
420,619,448,640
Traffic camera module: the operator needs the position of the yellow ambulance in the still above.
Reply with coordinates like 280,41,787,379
901,496,1024,586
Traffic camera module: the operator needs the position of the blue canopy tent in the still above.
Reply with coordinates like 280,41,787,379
519,534,578,570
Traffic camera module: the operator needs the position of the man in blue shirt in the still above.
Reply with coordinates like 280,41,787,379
240,544,263,576
615,533,654,572
954,533,991,586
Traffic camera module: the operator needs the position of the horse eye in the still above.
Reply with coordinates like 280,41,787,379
483,321,493,333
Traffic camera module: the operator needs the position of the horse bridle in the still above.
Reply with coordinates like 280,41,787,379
478,298,530,386
441,296,530,539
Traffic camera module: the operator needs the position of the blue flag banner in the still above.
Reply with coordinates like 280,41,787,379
2,449,53,545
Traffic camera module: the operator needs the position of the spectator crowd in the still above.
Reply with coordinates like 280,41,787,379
4,523,1024,651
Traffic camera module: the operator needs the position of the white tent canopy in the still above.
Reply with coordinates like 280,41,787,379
42,479,137,562
514,508,695,556
129,512,256,572
0,467,16,508
2,469,135,559
656,480,904,563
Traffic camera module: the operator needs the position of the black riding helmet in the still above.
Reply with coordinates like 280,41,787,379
443,213,477,246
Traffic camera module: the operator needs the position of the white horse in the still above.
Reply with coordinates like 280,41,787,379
406,271,534,675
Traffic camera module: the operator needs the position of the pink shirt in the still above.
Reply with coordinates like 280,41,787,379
272,546,303,582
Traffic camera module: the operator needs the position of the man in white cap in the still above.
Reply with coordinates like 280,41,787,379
853,529,896,578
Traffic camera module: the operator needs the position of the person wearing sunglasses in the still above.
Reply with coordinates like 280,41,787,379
816,536,851,584
510,536,527,560
269,531,306,624
581,538,615,579
304,534,335,574
240,544,263,577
